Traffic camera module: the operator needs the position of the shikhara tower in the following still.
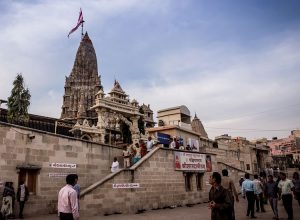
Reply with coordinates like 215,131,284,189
60,32,102,122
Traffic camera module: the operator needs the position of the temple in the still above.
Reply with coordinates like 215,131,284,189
60,32,102,124
63,33,154,144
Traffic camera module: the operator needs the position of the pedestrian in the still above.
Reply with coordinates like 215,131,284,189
132,143,141,164
122,145,131,168
140,140,147,157
265,174,279,220
221,169,239,220
278,172,295,220
111,157,120,172
16,180,29,219
58,174,79,220
242,173,256,219
239,177,244,187
169,137,176,149
185,144,191,151
253,174,265,212
146,136,155,153
208,172,232,220
292,172,300,206
1,182,15,219
73,175,80,209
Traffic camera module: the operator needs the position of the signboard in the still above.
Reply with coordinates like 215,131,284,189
48,173,69,178
174,152,206,171
112,183,140,189
49,163,77,169
157,132,170,145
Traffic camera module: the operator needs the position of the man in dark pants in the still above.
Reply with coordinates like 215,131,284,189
278,172,295,220
222,169,239,220
17,181,29,219
253,174,265,212
242,173,256,219
208,172,232,220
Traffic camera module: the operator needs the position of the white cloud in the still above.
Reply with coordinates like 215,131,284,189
0,1,299,140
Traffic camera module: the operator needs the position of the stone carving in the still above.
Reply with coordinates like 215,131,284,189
63,34,155,144
60,32,102,122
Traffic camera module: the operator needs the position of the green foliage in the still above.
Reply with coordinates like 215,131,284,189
7,74,31,122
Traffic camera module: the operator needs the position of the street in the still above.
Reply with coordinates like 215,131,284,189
26,197,300,220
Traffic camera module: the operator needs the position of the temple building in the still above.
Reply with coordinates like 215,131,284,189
62,32,154,144
60,33,102,124
191,114,208,138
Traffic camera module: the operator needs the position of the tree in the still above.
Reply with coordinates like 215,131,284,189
7,74,31,122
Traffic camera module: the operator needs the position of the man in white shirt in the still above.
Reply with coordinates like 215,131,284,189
278,172,295,220
58,174,79,220
169,137,176,149
146,136,155,153
253,174,265,212
111,157,120,172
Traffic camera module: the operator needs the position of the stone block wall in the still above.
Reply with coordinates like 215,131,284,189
80,148,216,216
0,122,123,216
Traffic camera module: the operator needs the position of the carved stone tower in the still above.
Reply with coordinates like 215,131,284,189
191,113,208,138
60,32,102,122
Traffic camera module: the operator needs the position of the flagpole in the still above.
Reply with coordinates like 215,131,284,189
81,20,84,39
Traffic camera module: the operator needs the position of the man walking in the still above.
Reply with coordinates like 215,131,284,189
242,173,256,219
222,169,239,220
253,174,265,213
278,172,295,220
208,172,232,220
16,181,29,219
265,175,279,220
58,174,79,220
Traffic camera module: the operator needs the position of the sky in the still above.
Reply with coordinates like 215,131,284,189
0,0,300,140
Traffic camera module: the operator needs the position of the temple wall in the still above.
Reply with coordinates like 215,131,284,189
0,122,122,216
80,148,217,216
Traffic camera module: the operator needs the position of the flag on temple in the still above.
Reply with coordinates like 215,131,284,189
68,8,84,38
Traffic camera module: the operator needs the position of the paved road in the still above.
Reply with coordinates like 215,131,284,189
26,198,300,220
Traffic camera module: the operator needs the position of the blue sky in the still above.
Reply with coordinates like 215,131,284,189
0,0,299,140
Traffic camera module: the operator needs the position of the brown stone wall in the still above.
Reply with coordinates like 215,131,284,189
80,148,216,216
0,123,122,216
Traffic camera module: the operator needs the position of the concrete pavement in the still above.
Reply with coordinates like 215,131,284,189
24,197,300,220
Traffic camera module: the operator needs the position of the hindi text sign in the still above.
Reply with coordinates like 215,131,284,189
174,152,206,171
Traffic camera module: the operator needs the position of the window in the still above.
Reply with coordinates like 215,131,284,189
18,169,39,194
246,164,250,170
196,173,204,191
184,172,193,192
253,163,258,173
240,161,245,171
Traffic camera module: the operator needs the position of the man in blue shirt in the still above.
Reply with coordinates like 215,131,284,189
242,173,256,218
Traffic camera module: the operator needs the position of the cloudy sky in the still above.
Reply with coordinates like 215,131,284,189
0,0,299,140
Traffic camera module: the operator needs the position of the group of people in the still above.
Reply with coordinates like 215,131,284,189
209,170,300,220
208,170,239,220
0,174,80,220
1,181,29,219
121,137,156,169
169,137,197,151
241,171,300,220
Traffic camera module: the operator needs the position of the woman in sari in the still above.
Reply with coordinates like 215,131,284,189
1,182,15,219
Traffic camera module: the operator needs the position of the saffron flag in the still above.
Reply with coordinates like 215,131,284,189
68,8,84,38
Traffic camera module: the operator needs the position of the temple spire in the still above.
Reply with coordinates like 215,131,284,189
60,33,102,122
